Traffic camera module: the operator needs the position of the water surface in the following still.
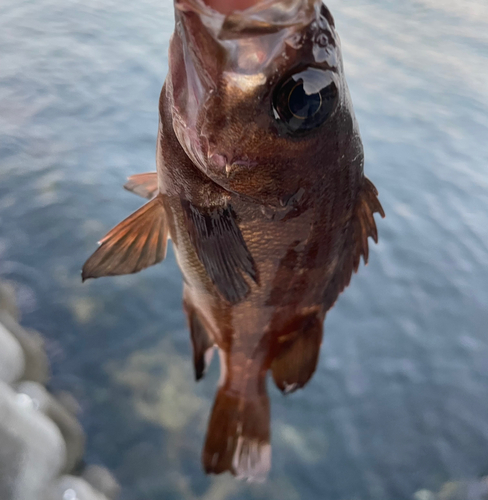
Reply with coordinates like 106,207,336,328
0,0,487,499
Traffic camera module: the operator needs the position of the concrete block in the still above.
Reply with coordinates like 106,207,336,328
0,311,50,384
55,391,82,417
16,381,85,473
0,281,19,321
0,322,25,384
43,475,109,500
83,465,120,500
0,382,66,500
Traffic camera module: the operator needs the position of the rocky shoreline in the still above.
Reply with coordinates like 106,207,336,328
0,280,120,500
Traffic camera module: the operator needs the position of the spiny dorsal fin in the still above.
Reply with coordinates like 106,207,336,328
323,177,385,311
181,200,258,304
352,177,385,268
82,195,167,281
123,172,158,199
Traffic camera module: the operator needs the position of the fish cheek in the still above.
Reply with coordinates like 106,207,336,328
201,93,276,185
202,89,263,145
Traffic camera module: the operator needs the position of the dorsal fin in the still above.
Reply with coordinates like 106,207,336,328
124,172,158,199
323,177,385,310
82,195,167,281
350,177,385,268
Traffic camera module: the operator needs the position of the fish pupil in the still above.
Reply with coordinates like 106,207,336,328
288,82,322,120
273,67,338,134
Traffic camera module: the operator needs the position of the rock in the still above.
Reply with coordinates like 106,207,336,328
0,311,50,384
414,478,488,500
82,465,121,500
438,478,488,500
0,322,25,384
107,338,205,431
55,391,82,417
0,382,66,500
414,490,437,500
43,475,109,500
0,281,19,321
16,381,85,474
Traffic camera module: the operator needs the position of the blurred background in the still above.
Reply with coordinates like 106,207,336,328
1,0,488,499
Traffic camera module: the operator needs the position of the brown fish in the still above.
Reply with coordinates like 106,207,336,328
82,0,385,481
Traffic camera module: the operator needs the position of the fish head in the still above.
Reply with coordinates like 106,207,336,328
168,0,363,203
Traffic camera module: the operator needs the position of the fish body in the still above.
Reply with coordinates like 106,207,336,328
83,0,384,481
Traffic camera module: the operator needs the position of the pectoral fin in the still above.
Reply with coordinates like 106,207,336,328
82,195,167,280
124,172,158,199
181,200,258,304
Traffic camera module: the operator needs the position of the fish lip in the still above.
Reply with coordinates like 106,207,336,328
207,153,258,178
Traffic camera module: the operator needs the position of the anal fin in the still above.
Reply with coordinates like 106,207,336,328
271,312,324,394
82,195,167,280
124,172,158,199
183,296,215,381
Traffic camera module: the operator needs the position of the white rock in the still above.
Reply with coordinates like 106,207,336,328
0,312,50,384
0,322,25,383
414,490,436,500
0,382,66,500
82,465,120,500
16,382,85,473
0,281,19,321
43,475,109,500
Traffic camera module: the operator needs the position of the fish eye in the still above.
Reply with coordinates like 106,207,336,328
273,67,338,134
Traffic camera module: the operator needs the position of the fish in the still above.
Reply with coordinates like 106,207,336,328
82,0,385,481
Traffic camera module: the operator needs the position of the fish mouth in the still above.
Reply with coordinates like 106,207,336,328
171,0,328,188
175,0,320,40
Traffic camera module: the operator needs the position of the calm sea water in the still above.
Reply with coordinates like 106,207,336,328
1,0,488,499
